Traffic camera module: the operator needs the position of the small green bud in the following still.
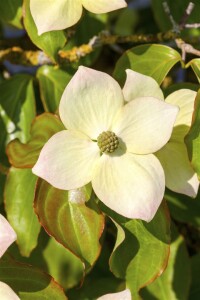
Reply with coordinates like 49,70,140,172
97,131,119,153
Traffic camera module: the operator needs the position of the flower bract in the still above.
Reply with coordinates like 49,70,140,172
155,89,199,197
30,0,127,35
0,214,16,258
0,214,19,299
32,67,179,222
0,282,20,300
97,288,131,299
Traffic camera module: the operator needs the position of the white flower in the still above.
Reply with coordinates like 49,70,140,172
0,214,19,299
97,288,131,300
155,89,199,197
32,67,178,222
30,0,127,35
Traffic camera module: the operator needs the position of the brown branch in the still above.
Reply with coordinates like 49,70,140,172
179,2,195,29
176,38,200,61
0,2,199,66
0,30,199,66
57,30,179,63
185,23,200,29
58,44,93,63
0,47,51,66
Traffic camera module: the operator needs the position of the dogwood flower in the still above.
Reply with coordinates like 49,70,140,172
97,288,131,299
0,214,19,299
155,89,199,196
32,67,178,222
30,0,127,35
124,71,199,197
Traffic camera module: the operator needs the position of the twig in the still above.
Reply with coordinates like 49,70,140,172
185,23,200,29
58,44,93,63
0,47,51,66
179,2,195,29
176,38,200,61
1,0,200,67
163,1,200,61
162,1,180,33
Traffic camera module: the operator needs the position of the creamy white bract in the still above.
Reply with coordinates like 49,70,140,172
0,214,19,299
123,72,199,197
30,0,127,35
97,288,132,300
32,67,180,222
155,89,199,197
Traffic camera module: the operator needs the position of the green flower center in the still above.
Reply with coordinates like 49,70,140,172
97,131,119,153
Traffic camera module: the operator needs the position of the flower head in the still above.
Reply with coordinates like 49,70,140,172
30,0,127,35
32,67,178,222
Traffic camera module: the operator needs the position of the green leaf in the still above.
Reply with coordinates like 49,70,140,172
68,237,124,299
186,59,200,83
141,223,191,300
0,0,22,28
43,237,84,290
0,172,6,205
7,113,64,168
23,0,67,63
189,253,200,299
113,44,181,86
37,66,73,112
0,75,35,142
4,168,40,257
109,202,170,299
0,255,67,299
164,83,200,97
34,179,105,270
165,189,200,228
114,9,137,36
0,116,9,167
185,89,200,177
68,277,123,300
0,74,36,166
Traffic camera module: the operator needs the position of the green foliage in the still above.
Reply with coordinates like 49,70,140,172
113,44,182,85
189,254,200,299
110,203,170,299
185,89,200,177
7,113,64,168
43,238,84,290
141,223,191,300
4,168,40,257
36,66,73,112
186,59,200,83
0,74,35,167
165,189,200,228
0,0,22,28
0,255,67,299
34,179,105,271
